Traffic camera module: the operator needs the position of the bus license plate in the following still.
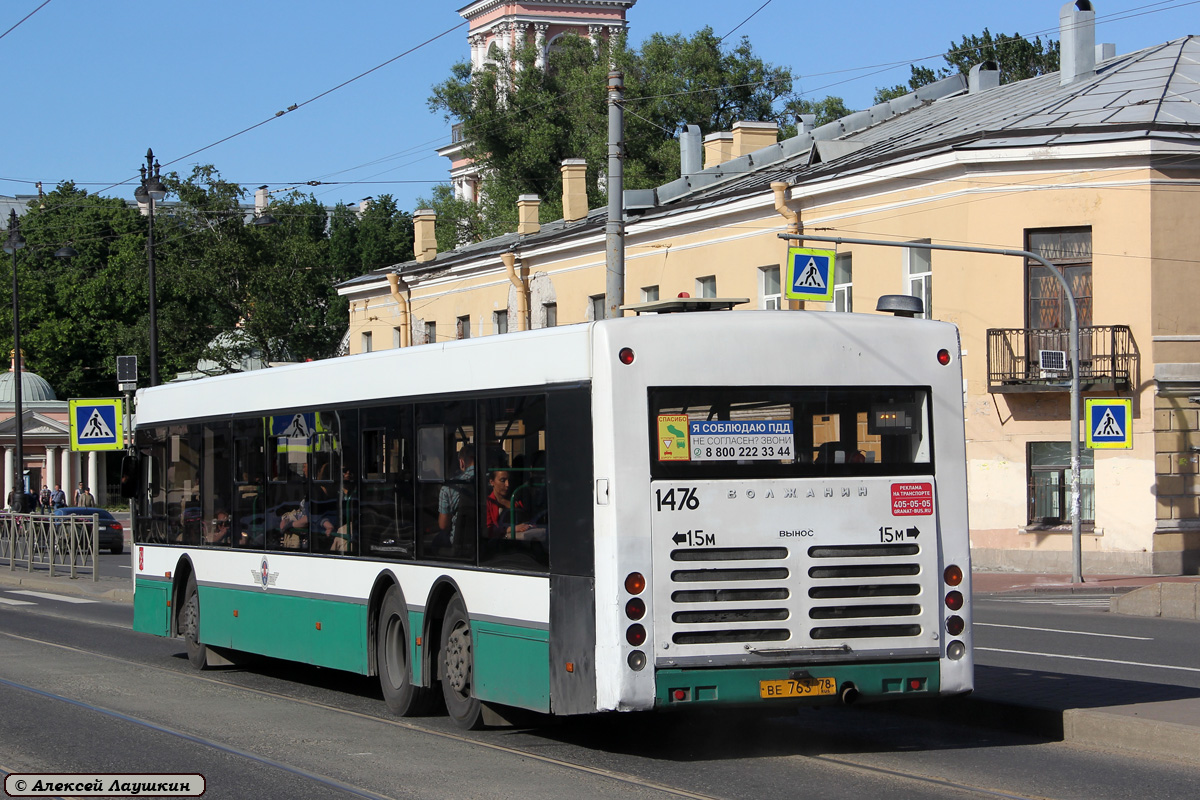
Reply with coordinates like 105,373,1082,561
759,677,836,699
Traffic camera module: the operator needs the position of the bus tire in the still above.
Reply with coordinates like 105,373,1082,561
377,585,437,716
440,595,484,730
181,576,208,670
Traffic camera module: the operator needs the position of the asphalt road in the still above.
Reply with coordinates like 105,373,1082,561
2,591,1199,800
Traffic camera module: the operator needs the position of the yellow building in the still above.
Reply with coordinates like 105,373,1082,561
339,11,1200,575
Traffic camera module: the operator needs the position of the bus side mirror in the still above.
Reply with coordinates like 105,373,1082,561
119,456,140,499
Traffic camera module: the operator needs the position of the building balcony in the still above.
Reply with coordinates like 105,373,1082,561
987,325,1138,393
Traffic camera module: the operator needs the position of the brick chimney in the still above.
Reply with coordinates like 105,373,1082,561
732,121,778,157
561,160,588,222
703,132,733,169
518,194,541,235
413,209,437,263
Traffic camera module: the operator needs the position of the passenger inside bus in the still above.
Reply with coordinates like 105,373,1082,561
436,445,476,555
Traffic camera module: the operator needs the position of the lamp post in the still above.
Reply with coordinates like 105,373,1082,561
3,210,25,511
135,149,168,386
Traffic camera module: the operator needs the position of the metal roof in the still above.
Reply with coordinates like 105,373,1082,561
338,36,1199,291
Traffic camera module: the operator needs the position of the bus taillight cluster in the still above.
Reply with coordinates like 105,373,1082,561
625,572,648,670
943,564,967,659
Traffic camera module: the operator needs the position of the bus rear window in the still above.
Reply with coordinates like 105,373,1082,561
650,386,932,479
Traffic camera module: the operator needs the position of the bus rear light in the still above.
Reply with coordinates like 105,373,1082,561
619,347,635,365
908,678,926,691
945,590,964,611
672,688,688,702
946,615,965,636
947,640,966,660
937,349,952,365
625,597,645,620
944,564,963,586
625,572,646,595
627,650,646,671
626,624,646,646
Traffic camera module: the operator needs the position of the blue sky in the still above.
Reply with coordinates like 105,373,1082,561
2,0,1194,212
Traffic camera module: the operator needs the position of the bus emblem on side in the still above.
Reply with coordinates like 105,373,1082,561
253,557,278,589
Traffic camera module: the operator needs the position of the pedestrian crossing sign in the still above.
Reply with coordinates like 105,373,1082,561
1085,398,1132,449
785,247,836,302
69,398,125,452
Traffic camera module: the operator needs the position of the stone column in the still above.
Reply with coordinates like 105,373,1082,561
512,22,529,70
45,445,57,493
2,447,9,508
534,23,548,69
469,33,485,71
62,447,73,497
87,452,100,505
589,25,604,56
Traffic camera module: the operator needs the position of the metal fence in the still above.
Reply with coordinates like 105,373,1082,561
0,512,101,580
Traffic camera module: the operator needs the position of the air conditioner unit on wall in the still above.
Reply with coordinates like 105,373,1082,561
1039,349,1068,378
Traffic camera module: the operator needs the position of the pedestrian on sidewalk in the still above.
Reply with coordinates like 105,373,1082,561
73,481,85,505
80,486,95,507
38,486,51,513
51,483,66,509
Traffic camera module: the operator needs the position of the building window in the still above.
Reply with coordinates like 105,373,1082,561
393,327,402,349
642,285,659,302
494,310,508,335
456,315,471,340
696,276,716,298
759,266,781,309
590,294,606,321
905,244,932,319
1026,228,1092,330
361,331,373,353
833,253,852,313
1028,442,1095,525
424,321,436,344
543,302,557,328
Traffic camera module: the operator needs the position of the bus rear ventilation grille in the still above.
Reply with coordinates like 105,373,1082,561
808,583,920,599
672,629,790,645
808,543,919,558
671,567,790,583
672,608,789,624
810,624,922,640
671,547,787,562
809,604,920,620
672,587,790,603
809,564,919,579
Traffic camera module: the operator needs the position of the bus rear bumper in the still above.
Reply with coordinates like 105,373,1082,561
654,660,942,708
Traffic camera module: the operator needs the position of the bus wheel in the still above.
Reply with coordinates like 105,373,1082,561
181,576,208,670
377,585,437,716
440,595,484,730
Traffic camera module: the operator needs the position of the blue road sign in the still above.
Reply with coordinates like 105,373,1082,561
785,247,836,302
1085,398,1132,449
69,398,124,451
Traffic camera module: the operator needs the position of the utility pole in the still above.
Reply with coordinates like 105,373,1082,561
605,70,625,319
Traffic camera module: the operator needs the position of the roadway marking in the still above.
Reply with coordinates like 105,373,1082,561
976,622,1152,641
990,596,1113,608
0,597,35,606
5,590,97,604
978,647,1200,674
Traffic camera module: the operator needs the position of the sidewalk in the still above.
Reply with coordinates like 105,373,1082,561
2,564,1199,764
955,570,1200,766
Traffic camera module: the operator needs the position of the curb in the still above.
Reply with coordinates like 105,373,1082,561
882,695,1200,766
0,571,134,604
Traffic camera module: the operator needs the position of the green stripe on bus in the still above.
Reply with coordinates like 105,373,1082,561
198,585,369,674
472,619,550,713
655,661,942,706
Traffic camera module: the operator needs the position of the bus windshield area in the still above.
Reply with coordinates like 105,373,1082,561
650,386,932,479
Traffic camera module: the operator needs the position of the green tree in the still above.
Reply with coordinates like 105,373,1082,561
428,28,794,242
783,95,854,129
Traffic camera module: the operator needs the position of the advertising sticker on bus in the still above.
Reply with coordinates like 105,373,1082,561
689,420,795,461
657,414,691,461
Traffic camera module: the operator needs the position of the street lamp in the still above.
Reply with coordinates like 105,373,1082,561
3,210,26,511
135,148,168,386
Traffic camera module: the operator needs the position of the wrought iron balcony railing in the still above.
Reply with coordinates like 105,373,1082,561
987,325,1137,393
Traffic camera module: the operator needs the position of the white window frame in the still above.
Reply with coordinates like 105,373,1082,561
833,253,852,313
759,266,781,309
456,315,471,340
361,331,373,353
494,310,508,335
590,294,606,321
696,275,717,298
905,242,932,320
641,285,659,302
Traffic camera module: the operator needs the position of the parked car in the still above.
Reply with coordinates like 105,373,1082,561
53,507,124,554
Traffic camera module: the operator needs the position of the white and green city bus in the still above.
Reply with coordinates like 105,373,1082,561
131,300,972,728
